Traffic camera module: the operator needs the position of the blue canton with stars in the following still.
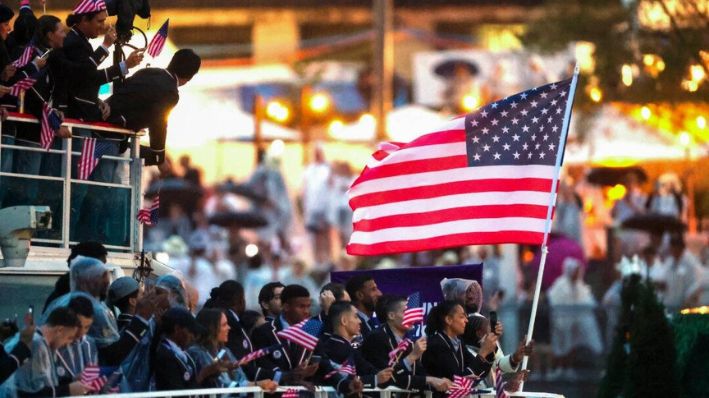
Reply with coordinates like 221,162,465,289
465,78,573,167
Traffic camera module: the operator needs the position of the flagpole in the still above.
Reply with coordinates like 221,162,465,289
519,65,580,390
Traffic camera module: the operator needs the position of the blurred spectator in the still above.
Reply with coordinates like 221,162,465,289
172,232,220,308
244,251,286,313
282,259,319,300
300,144,332,267
612,173,647,223
650,235,702,312
464,246,503,313
646,173,687,222
547,257,602,381
552,179,583,243
327,161,354,254
180,155,202,188
248,148,292,253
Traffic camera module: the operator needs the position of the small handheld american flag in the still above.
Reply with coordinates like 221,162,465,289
73,0,107,14
387,338,412,367
146,19,169,58
77,137,113,180
324,358,356,379
276,319,323,351
137,195,160,225
402,292,424,329
448,375,474,398
236,344,280,366
12,42,36,68
40,103,62,150
281,388,300,398
80,365,121,393
9,75,38,97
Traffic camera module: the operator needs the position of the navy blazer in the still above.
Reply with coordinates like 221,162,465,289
361,324,428,391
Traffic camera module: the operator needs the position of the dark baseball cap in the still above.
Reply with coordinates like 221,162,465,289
162,307,206,336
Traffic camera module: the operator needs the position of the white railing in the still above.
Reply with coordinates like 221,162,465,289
0,112,145,253
80,386,565,398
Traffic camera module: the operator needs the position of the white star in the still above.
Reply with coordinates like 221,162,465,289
513,151,520,159
556,108,563,114
531,134,537,141
511,117,519,125
548,143,556,151
510,101,518,108
552,125,559,132
550,83,557,89
540,92,548,98
530,100,538,108
539,152,545,159
482,127,489,134
521,109,529,116
539,125,545,132
560,91,567,97
503,143,511,151
491,119,499,126
522,125,530,133
481,110,488,118
532,117,539,124
535,143,541,150
472,136,480,143
541,108,549,115
522,143,529,150
527,152,533,159
483,144,490,152
502,126,510,134
473,153,481,161
471,119,479,127
492,135,500,143
520,93,527,99
547,116,553,123
491,102,498,109
543,134,549,141
551,99,558,106
512,134,520,141
493,152,501,160
501,110,509,117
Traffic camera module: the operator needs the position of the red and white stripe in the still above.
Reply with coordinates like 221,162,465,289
9,77,37,97
12,45,35,68
281,388,300,398
387,338,412,367
73,0,106,14
78,137,98,180
402,308,424,328
276,320,319,351
495,367,509,398
448,375,474,398
40,103,55,150
147,34,166,58
346,117,556,255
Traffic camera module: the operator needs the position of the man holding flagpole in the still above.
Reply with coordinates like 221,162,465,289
347,68,580,393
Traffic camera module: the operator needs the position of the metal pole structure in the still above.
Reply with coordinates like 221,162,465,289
253,94,264,163
519,67,580,391
372,0,394,142
301,85,312,164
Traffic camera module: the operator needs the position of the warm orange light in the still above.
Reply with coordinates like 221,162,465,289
680,306,709,315
697,116,706,129
622,64,633,86
327,119,344,137
589,87,603,102
682,80,699,92
265,100,290,123
640,106,651,120
607,184,627,201
309,93,330,114
690,64,705,82
461,94,480,112
679,131,691,147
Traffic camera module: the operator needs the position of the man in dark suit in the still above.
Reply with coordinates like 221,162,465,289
361,295,452,393
106,49,200,166
251,284,362,395
153,307,224,391
315,301,395,389
345,275,383,339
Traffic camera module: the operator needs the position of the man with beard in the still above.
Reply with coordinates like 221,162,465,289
345,275,383,339
43,256,160,366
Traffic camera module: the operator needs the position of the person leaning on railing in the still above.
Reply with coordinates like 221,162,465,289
187,308,278,393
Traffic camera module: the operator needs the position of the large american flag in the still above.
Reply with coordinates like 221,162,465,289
448,375,474,398
40,103,62,150
137,195,160,225
402,292,424,329
146,19,169,58
347,78,576,255
77,138,113,180
276,319,323,351
236,344,280,366
73,0,106,14
12,43,36,68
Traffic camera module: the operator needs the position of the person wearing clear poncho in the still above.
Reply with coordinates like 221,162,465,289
440,278,484,315
42,257,152,367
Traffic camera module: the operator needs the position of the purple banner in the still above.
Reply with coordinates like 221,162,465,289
331,263,483,312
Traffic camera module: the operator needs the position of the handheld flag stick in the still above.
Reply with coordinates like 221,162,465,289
518,64,580,391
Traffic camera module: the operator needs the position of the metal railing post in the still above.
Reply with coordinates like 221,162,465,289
62,127,73,248
129,134,142,252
